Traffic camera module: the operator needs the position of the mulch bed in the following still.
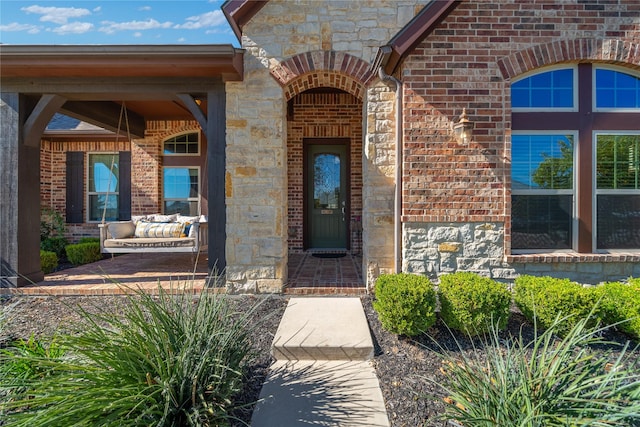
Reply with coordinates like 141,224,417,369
2,294,638,427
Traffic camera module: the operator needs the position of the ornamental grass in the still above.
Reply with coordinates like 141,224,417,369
0,284,264,427
429,313,640,426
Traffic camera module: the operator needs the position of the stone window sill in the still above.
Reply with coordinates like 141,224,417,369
506,252,640,263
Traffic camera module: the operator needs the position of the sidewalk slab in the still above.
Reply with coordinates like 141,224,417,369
251,360,390,427
271,297,374,361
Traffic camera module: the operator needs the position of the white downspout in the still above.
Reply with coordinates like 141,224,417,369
378,67,403,273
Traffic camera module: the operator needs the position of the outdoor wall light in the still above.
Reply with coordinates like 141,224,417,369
452,108,474,144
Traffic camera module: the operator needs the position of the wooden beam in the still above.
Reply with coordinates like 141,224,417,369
61,101,146,139
23,94,66,147
176,94,208,131
2,76,224,95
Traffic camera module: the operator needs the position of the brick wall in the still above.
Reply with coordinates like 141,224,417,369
286,91,363,253
400,0,640,282
39,120,201,243
401,0,640,225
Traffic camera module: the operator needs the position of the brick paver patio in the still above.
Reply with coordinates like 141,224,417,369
4,252,366,296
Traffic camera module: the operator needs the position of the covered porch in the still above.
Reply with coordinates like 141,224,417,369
0,45,241,287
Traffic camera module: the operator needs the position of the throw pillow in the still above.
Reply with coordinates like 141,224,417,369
134,221,185,238
108,221,136,239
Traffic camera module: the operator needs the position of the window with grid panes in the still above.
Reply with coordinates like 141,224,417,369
511,65,640,252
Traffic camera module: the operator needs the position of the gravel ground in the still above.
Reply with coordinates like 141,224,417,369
2,294,639,427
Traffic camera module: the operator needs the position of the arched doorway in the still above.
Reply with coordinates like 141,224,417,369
286,86,363,254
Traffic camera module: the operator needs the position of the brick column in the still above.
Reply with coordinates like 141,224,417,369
0,92,44,287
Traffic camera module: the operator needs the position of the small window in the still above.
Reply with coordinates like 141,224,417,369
595,134,640,249
595,68,640,110
163,167,199,215
511,134,574,250
88,153,119,222
163,132,200,155
512,68,575,109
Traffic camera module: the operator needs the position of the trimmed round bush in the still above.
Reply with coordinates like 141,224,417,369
514,275,601,335
595,280,640,340
65,242,102,266
40,250,58,274
373,273,437,336
438,272,511,336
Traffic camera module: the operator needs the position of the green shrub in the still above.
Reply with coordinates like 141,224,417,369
596,280,640,340
431,316,640,426
514,275,600,335
438,272,511,336
39,250,58,274
40,237,68,260
65,242,102,266
40,206,65,242
1,284,263,426
373,273,437,336
78,237,100,244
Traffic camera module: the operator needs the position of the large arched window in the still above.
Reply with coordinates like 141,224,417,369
511,64,640,253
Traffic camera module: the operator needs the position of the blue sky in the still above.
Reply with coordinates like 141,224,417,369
0,1,239,45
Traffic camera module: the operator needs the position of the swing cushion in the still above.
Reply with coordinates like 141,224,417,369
134,221,185,239
107,221,136,239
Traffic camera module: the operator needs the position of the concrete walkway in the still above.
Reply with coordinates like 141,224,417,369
251,297,389,427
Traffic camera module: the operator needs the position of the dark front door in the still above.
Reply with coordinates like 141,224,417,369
306,143,348,249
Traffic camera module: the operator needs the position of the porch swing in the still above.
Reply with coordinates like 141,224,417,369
98,102,208,255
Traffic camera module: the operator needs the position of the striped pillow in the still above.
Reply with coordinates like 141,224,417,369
134,222,185,238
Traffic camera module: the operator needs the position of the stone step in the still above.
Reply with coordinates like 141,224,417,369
251,360,389,427
271,297,374,361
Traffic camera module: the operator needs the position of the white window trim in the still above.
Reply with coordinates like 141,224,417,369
511,131,578,252
162,131,201,156
162,166,201,215
593,65,640,113
86,152,119,223
592,131,640,252
511,65,579,113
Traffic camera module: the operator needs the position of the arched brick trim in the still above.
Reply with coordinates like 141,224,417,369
497,38,640,80
283,70,366,101
271,50,372,98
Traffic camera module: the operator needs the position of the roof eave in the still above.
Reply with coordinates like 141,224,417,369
222,0,269,41
375,0,460,76
0,44,245,81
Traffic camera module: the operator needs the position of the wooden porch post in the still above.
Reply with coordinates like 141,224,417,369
0,93,45,287
206,84,227,274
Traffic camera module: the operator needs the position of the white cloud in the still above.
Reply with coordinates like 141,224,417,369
174,10,225,30
139,6,152,12
134,32,142,38
99,19,173,34
51,22,94,35
21,5,91,25
0,22,41,34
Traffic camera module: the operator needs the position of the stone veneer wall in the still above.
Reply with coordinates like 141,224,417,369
404,222,640,285
399,0,640,285
364,82,398,285
226,0,428,292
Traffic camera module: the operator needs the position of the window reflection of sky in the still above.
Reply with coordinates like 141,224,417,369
596,69,640,108
164,168,198,199
91,157,118,193
512,69,573,108
314,154,340,208
512,135,573,189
